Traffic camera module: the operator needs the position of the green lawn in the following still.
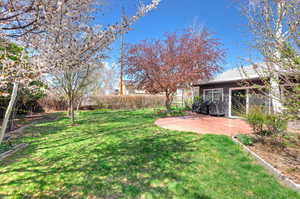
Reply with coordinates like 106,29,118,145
0,109,299,199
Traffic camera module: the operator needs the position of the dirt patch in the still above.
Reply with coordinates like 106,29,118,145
248,134,300,184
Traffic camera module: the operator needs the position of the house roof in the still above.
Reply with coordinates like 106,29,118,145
197,63,266,86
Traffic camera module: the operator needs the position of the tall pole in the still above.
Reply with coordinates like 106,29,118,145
119,11,125,96
120,29,124,95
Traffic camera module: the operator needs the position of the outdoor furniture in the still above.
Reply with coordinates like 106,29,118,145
192,100,202,113
199,100,211,115
208,100,225,116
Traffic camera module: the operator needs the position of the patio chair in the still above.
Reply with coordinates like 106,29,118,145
208,100,225,116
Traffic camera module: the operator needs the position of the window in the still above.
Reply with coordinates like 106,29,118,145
203,89,223,101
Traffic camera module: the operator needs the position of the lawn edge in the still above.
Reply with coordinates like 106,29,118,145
232,136,300,194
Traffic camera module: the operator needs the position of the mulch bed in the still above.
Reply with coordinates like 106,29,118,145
247,134,300,184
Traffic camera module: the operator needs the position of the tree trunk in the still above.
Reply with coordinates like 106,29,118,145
270,74,283,113
270,1,284,114
0,82,19,145
165,93,173,111
76,97,82,111
8,106,17,132
68,99,72,117
70,100,75,124
8,93,19,132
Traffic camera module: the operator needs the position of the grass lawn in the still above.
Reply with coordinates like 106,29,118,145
0,109,299,199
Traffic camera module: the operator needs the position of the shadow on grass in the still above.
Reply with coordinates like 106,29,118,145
0,133,209,198
0,110,212,198
0,110,299,199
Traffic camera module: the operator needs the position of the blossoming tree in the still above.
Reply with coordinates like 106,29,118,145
33,0,161,123
0,0,161,143
125,29,225,110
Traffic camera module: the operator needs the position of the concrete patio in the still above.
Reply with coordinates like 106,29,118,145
155,113,252,136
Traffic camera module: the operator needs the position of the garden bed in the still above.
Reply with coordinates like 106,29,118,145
234,133,300,191
248,135,300,184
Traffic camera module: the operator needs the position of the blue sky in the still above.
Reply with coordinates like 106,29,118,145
97,0,260,71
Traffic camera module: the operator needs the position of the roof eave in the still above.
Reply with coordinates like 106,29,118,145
193,77,261,86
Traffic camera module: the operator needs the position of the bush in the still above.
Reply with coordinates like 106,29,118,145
90,95,166,110
193,96,201,103
38,94,68,111
155,108,186,117
244,107,288,136
236,134,253,145
265,114,288,135
244,107,265,134
0,80,46,118
183,97,193,110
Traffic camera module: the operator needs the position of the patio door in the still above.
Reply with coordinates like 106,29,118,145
230,89,247,117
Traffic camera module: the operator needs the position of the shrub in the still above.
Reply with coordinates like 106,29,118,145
244,106,265,134
244,106,288,136
265,114,288,135
236,134,253,145
193,96,201,102
183,97,193,110
38,94,68,111
155,108,186,117
0,80,46,117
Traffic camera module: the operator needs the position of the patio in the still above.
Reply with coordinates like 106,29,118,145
155,113,252,136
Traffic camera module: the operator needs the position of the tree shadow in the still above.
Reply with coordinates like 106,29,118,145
0,132,210,198
0,110,214,198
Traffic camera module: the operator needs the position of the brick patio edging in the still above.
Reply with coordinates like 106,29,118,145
232,136,300,193
0,143,27,161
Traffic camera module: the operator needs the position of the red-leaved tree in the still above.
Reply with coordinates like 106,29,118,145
125,29,225,109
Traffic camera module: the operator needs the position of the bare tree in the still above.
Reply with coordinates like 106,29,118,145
240,0,300,118
49,61,101,123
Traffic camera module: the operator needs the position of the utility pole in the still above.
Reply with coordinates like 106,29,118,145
119,9,126,96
